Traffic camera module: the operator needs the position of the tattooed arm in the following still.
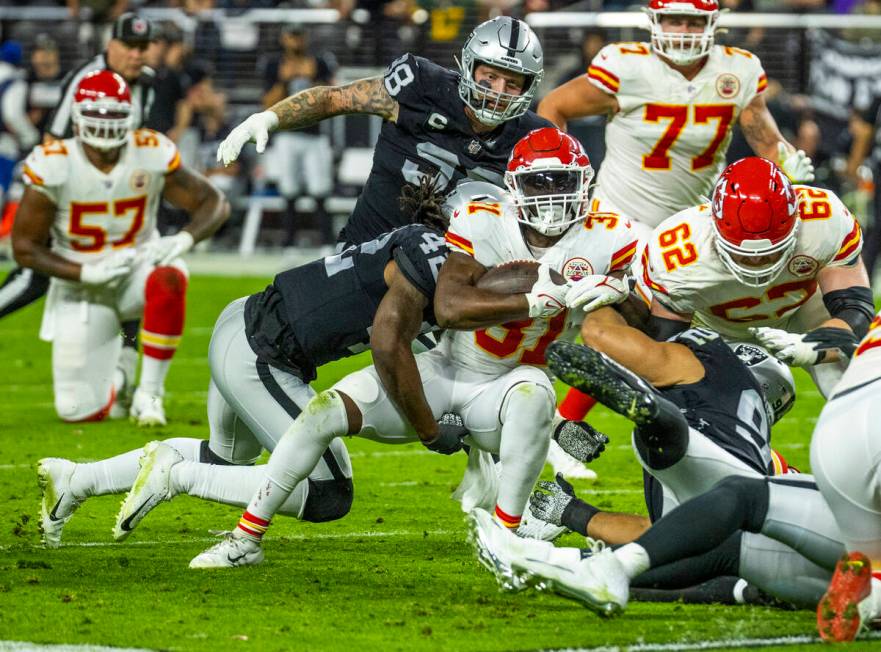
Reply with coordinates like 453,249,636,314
163,164,230,242
738,93,791,161
270,76,399,129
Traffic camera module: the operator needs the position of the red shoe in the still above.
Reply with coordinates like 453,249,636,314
818,552,873,643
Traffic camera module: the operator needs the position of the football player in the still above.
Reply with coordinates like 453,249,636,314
812,311,881,642
217,16,550,248
638,157,873,397
12,70,228,426
539,0,814,426
170,128,636,568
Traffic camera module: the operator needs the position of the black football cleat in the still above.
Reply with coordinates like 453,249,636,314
546,342,659,426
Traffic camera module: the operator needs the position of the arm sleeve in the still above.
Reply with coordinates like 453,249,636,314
393,226,448,299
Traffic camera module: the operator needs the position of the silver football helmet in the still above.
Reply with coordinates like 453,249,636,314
729,342,796,424
458,17,544,128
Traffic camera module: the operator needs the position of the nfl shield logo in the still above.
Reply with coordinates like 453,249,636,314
467,140,481,156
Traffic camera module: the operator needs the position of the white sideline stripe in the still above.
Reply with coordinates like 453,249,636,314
547,631,881,652
0,643,152,652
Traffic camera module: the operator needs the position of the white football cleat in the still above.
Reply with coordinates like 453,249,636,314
109,346,138,419
547,438,598,481
130,387,166,427
37,458,82,548
189,532,264,569
515,545,629,617
518,499,568,542
113,441,182,541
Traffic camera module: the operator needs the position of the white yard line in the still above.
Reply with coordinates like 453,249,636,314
549,631,881,652
0,643,153,652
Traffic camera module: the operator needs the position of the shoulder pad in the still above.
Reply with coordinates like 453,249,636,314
22,139,71,188
131,129,181,174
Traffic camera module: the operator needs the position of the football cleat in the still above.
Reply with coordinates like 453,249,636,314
37,458,82,548
189,532,264,569
113,441,182,541
515,545,629,618
130,387,166,427
546,342,659,426
109,346,138,419
818,551,873,643
467,508,536,592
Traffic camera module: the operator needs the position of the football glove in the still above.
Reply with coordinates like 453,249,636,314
526,264,570,318
565,274,628,313
79,249,136,286
145,232,194,267
216,110,279,166
423,413,468,455
777,143,815,183
750,326,857,366
553,419,609,463
529,473,577,527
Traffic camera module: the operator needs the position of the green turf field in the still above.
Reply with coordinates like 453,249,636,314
0,274,873,651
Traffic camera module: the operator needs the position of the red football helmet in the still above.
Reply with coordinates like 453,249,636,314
645,0,720,65
711,157,799,287
71,70,133,151
504,127,593,236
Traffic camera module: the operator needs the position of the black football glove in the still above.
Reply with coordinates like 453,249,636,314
423,413,468,455
529,473,577,526
553,419,609,463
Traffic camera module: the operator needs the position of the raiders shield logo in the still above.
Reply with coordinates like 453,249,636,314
563,257,593,282
787,254,819,277
130,170,149,191
716,73,740,99
732,343,767,368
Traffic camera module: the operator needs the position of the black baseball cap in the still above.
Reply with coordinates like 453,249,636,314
111,13,156,45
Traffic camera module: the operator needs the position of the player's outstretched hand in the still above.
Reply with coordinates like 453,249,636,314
216,110,279,166
423,413,468,455
565,274,628,313
526,264,570,318
777,143,815,183
146,232,195,267
750,326,821,366
80,248,136,286
529,473,576,526
553,419,609,463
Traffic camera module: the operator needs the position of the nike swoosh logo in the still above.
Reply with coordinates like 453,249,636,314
227,553,246,564
48,494,64,522
120,499,152,531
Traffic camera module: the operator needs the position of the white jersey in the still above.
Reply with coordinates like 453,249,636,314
637,185,863,339
587,42,767,228
22,129,181,265
443,195,637,376
831,311,881,397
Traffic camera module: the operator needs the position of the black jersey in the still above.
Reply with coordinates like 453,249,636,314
337,53,552,246
661,328,772,475
244,224,447,381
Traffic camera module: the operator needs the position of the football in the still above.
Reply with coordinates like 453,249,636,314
476,260,567,294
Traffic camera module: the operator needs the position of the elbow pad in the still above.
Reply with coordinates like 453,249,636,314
648,314,691,342
823,287,875,339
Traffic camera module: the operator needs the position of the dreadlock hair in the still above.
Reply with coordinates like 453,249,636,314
398,175,448,233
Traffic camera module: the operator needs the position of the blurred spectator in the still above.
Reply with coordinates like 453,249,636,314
556,29,606,87
146,26,192,135
26,34,64,136
847,101,881,280
260,24,338,246
0,41,40,210
67,0,129,52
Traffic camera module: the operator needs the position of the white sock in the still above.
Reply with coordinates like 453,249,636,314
245,390,349,522
139,355,171,396
69,437,202,498
171,462,310,518
614,543,652,579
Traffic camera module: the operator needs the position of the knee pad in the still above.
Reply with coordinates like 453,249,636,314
302,478,354,523
55,383,113,422
501,381,555,426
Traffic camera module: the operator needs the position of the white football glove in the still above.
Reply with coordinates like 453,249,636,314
216,110,279,167
79,249,136,287
146,232,195,266
565,274,628,313
750,326,819,366
777,142,815,183
525,264,570,318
